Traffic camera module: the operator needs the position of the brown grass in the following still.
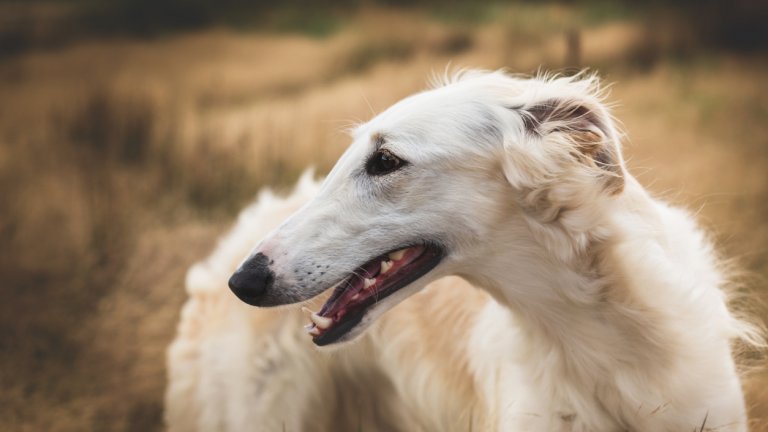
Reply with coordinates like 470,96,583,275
1,5,766,431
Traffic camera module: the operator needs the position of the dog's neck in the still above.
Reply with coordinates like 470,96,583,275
463,178,748,430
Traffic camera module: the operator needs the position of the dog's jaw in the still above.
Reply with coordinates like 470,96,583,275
301,243,445,345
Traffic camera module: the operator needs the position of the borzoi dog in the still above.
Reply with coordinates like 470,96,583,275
166,71,760,431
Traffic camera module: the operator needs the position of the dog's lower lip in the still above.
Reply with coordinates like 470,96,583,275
303,243,444,345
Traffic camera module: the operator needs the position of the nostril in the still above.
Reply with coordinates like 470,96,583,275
228,252,275,305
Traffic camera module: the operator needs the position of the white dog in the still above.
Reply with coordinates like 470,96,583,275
166,71,761,431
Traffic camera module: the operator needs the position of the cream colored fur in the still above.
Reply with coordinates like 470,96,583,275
166,71,759,431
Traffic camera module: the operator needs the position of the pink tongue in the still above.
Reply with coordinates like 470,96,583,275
318,245,425,320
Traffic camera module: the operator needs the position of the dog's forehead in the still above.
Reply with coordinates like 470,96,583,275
365,87,480,130
351,86,503,157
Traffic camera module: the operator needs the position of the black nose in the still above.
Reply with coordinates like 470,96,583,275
228,252,274,305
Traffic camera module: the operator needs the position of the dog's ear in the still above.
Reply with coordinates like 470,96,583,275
519,97,624,194
501,92,626,227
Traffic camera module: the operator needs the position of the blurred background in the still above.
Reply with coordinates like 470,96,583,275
1,0,767,430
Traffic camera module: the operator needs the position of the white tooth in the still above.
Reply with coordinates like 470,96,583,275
308,327,321,337
310,313,333,330
363,278,376,289
388,249,407,261
351,293,361,300
380,260,393,274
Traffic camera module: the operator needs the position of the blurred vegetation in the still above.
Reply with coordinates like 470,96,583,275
0,1,767,431
1,0,767,59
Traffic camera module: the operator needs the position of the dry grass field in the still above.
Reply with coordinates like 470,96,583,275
1,3,767,431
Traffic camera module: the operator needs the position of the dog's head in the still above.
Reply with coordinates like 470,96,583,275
229,71,626,345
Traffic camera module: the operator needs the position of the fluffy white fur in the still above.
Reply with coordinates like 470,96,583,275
166,71,760,431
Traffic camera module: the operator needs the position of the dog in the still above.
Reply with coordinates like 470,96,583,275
166,70,761,431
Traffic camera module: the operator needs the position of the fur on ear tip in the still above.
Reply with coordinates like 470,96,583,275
581,139,625,195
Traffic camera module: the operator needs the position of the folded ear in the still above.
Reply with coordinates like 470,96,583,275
519,96,625,194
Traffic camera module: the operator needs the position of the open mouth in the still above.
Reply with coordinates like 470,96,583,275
302,243,444,346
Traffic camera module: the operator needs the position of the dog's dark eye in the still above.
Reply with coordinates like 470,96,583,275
366,149,406,176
